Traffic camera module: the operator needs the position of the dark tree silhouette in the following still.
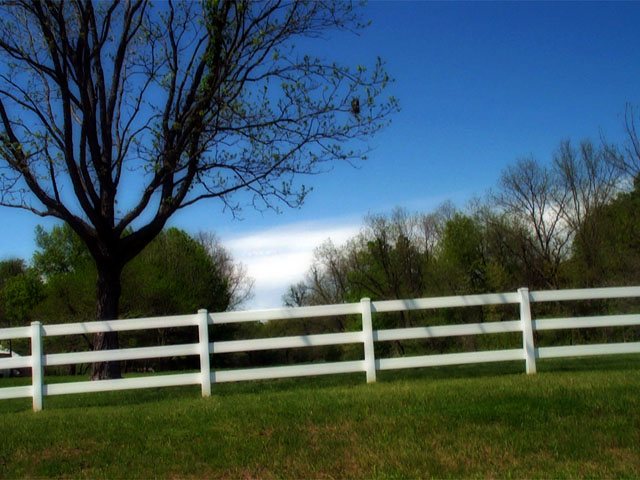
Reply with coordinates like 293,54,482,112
0,0,397,378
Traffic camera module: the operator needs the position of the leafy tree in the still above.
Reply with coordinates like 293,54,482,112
346,209,434,303
0,259,29,330
283,209,441,357
0,260,44,356
286,206,454,306
570,180,640,286
0,1,396,378
0,259,26,287
28,225,97,365
437,214,487,295
1,270,44,328
33,224,249,319
31,224,252,370
32,225,92,277
32,224,104,327
122,228,232,317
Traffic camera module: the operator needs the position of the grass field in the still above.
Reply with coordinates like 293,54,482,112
1,355,639,478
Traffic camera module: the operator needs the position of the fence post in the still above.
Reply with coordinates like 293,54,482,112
518,288,537,374
197,309,211,397
360,298,376,383
30,321,44,411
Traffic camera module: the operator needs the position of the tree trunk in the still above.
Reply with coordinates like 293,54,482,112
91,265,123,380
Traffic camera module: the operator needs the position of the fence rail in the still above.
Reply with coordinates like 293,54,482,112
1,286,640,411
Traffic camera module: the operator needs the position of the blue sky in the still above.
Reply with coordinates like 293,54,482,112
2,1,640,309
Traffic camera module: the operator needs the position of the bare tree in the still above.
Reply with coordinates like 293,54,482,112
280,239,352,334
197,232,254,310
494,139,624,288
290,238,352,307
0,0,396,378
494,157,571,288
554,139,624,286
554,139,620,231
282,281,309,308
606,103,640,179
416,201,456,261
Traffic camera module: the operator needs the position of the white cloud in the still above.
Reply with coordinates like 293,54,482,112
222,218,361,309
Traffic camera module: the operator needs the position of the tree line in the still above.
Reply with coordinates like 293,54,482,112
272,111,640,363
286,149,638,305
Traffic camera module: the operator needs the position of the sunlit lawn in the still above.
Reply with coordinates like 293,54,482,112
1,355,639,478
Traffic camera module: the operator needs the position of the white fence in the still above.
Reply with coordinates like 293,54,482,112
1,286,640,411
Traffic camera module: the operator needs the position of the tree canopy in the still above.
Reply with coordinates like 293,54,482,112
30,224,251,323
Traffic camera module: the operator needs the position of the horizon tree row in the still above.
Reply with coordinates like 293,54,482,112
279,134,640,360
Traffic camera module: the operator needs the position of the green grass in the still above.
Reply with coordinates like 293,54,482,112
1,355,639,478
